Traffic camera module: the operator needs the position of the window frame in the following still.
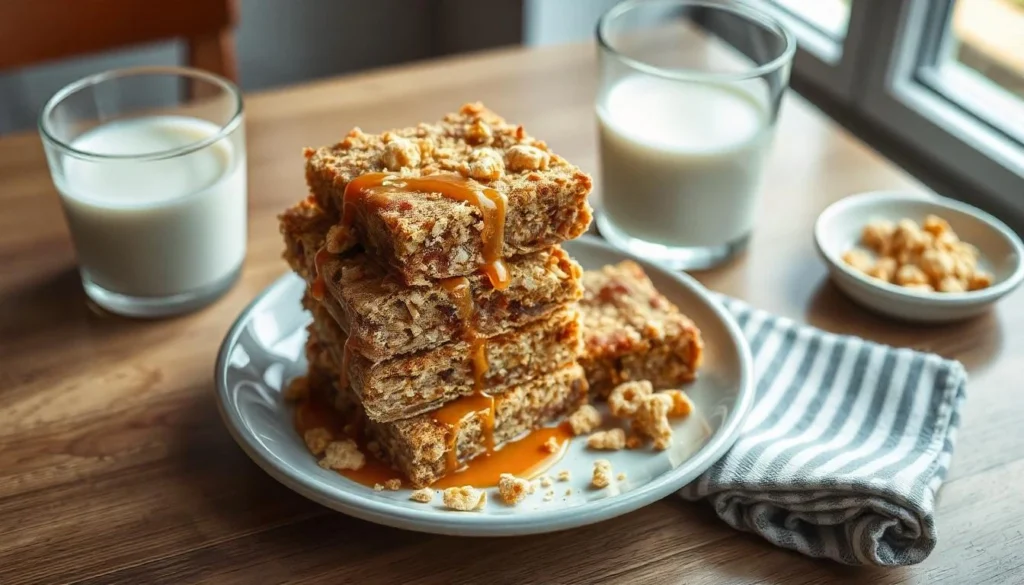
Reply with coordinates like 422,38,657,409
855,0,1024,212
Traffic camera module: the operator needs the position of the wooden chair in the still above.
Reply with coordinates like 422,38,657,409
0,0,239,81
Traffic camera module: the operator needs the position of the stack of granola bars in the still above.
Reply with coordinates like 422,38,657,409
280,103,594,487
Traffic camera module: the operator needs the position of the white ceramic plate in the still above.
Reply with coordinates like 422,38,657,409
215,236,753,536
815,191,1024,323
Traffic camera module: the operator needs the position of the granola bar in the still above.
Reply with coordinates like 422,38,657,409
303,103,593,285
579,260,704,397
281,198,583,361
306,329,588,488
310,300,582,422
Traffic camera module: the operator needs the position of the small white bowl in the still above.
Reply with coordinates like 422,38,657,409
815,191,1024,323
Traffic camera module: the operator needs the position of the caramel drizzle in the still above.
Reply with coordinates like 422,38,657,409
337,172,510,290
310,247,331,301
435,276,496,473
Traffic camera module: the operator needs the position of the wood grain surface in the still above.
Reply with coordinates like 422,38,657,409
2,43,1022,585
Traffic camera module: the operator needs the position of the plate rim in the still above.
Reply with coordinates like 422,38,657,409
214,235,755,536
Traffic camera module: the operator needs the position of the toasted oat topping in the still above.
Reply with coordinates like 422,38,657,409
506,144,550,172
498,473,534,505
443,486,487,511
586,429,626,451
592,459,613,489
303,427,333,456
608,380,653,418
410,488,435,503
383,479,401,491
567,404,602,436
318,439,366,471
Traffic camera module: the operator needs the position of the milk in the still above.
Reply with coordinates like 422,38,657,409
54,116,247,298
597,75,771,248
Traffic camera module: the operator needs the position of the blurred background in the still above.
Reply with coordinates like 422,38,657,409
2,0,1021,227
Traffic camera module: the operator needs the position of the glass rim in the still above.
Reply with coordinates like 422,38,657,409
597,0,797,83
38,65,244,162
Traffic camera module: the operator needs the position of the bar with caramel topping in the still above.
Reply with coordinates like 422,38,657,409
303,103,593,286
306,328,588,488
579,261,704,397
309,300,582,422
281,198,583,361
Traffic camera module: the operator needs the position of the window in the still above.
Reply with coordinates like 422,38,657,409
916,0,1024,143
770,0,850,41
766,0,1024,218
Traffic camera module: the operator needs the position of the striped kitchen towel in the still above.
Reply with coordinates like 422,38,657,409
680,296,967,566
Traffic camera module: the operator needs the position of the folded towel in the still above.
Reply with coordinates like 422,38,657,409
680,297,967,566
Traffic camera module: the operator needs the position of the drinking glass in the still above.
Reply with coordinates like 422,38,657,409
39,66,247,317
595,0,795,269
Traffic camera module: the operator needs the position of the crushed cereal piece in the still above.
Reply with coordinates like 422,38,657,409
617,472,626,481
862,220,895,254
660,389,694,418
443,486,487,511
867,256,898,282
410,488,434,503
842,249,873,273
557,470,571,482
381,136,421,171
303,427,333,456
592,459,613,488
565,488,572,496
384,479,401,491
632,394,673,450
608,380,653,418
567,404,602,436
283,376,310,402
541,436,561,454
922,214,952,238
318,439,365,471
937,276,966,293
538,475,554,488
373,483,385,491
969,271,993,291
587,428,626,451
498,473,534,505
543,491,554,502
506,144,551,172
895,264,929,286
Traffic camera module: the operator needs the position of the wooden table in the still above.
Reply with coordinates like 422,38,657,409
2,44,1021,585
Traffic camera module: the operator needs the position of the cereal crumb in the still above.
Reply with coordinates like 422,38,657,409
592,459,613,489
505,144,550,172
410,488,434,503
541,436,561,454
617,472,627,481
842,249,873,273
383,479,401,491
969,271,993,290
381,136,421,171
564,488,572,496
303,427,332,456
660,390,694,418
557,470,571,482
498,473,534,505
567,404,602,435
608,380,653,418
587,428,626,451
538,475,553,488
373,483,384,491
283,376,309,402
633,394,673,450
543,491,554,502
318,439,365,471
443,486,487,511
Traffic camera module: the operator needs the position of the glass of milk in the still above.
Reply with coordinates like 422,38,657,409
596,0,795,269
40,66,247,317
